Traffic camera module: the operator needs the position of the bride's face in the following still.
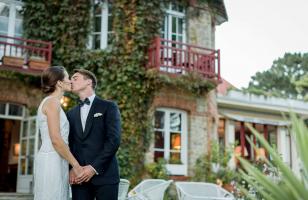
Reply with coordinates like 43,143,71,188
59,71,72,92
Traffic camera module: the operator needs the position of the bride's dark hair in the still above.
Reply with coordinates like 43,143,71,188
41,66,66,94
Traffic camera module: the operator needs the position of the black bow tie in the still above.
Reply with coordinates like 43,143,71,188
78,98,90,106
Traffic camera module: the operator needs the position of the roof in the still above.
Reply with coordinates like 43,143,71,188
216,78,236,95
217,90,308,117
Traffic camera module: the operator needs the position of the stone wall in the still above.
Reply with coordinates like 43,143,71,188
0,77,43,110
187,7,214,49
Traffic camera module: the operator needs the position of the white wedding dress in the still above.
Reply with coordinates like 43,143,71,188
34,96,70,200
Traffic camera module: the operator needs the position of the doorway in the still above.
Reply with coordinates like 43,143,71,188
0,119,20,192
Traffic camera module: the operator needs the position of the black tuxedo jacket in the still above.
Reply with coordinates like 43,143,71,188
67,96,121,185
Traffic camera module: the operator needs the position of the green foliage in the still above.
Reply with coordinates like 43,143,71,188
294,74,308,101
192,141,237,185
238,114,308,200
144,159,169,179
245,53,308,100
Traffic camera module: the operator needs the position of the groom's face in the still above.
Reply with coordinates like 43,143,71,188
71,72,91,93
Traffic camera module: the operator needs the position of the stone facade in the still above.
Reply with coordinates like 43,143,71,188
0,77,43,110
187,7,214,49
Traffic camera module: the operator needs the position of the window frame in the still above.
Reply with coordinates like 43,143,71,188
0,102,25,120
89,0,112,50
161,2,186,44
0,0,23,38
154,107,188,175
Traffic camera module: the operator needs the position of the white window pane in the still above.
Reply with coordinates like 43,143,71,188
0,3,9,17
169,152,181,164
0,17,8,34
172,17,176,33
28,138,35,155
9,104,23,116
29,120,36,136
20,139,27,156
0,102,5,114
170,112,181,131
107,14,113,32
154,131,164,149
15,5,22,19
14,19,22,37
170,132,181,150
94,2,101,15
20,158,26,175
92,34,100,49
22,121,28,137
178,18,183,34
27,156,34,175
154,151,164,162
94,16,101,32
155,111,165,129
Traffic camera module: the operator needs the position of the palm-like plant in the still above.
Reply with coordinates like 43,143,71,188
238,113,308,200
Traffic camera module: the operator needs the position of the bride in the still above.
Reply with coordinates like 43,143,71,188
34,66,84,200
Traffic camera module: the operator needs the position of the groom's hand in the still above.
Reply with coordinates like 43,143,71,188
75,165,96,183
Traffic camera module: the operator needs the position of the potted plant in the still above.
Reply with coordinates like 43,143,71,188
2,55,24,67
28,56,50,70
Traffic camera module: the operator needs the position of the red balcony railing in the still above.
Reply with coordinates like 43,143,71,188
0,35,52,75
148,37,221,81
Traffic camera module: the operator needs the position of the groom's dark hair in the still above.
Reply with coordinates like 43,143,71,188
73,69,97,90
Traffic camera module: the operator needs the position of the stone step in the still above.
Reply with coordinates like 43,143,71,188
0,193,33,200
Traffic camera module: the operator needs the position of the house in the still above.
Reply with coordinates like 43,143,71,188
0,0,228,194
217,89,308,176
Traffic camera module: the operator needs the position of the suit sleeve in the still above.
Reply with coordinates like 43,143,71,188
91,102,121,174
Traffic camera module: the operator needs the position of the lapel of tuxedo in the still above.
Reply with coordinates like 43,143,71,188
75,106,84,139
83,97,98,139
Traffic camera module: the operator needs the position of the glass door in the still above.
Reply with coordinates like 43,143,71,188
161,3,185,73
16,116,38,193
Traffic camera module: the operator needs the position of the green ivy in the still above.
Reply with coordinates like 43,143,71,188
21,0,219,185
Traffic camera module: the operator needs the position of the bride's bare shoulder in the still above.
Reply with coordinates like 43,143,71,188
41,97,61,115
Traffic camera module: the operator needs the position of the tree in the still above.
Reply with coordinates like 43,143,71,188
245,53,308,100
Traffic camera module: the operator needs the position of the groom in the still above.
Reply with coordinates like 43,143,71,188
67,69,121,200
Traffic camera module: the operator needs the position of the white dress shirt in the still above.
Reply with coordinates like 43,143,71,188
79,93,99,175
80,94,96,131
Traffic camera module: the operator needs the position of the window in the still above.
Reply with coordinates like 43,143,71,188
0,102,24,118
90,0,113,49
154,108,187,175
0,1,23,38
161,2,186,45
218,118,225,148
235,122,277,162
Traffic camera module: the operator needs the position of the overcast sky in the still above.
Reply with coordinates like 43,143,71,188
216,0,308,89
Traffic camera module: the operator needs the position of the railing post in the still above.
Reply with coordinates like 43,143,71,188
217,49,221,81
155,37,161,69
187,46,191,71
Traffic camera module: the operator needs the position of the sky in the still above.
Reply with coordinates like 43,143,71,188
216,0,308,89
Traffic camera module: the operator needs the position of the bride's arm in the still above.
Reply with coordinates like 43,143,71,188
43,98,83,175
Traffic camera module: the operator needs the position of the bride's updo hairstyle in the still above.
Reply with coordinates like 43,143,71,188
41,66,66,94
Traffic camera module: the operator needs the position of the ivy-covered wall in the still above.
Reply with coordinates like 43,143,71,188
19,0,221,184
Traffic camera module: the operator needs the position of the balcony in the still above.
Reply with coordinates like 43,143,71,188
148,37,221,82
0,35,52,76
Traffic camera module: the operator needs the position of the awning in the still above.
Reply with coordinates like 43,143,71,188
220,112,290,126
